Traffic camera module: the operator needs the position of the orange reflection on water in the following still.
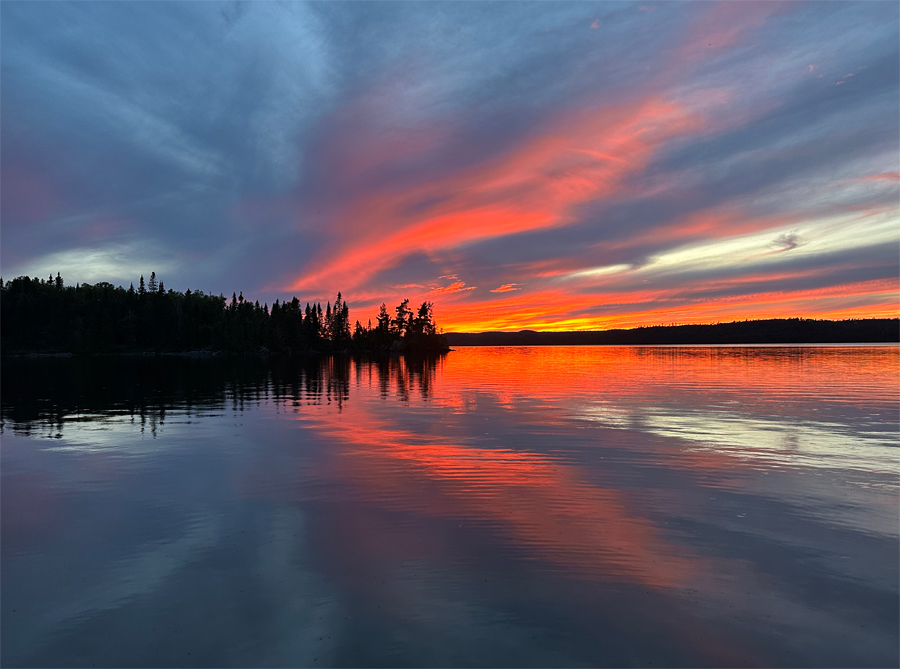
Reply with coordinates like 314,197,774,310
297,401,699,591
251,346,896,597
438,345,899,408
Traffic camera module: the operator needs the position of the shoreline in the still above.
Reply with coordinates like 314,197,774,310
3,342,897,358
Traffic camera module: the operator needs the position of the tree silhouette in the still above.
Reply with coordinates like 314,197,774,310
393,299,412,336
0,274,452,354
376,304,390,333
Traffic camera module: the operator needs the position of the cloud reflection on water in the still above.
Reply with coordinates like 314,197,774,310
1,347,897,667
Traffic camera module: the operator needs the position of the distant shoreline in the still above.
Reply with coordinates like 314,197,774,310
2,315,897,355
4,340,898,359
446,342,899,347
444,318,899,347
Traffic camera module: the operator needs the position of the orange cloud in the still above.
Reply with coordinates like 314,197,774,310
432,276,899,332
490,283,521,293
287,94,703,295
430,280,476,294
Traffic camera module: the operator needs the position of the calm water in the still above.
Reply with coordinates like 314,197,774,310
1,347,898,667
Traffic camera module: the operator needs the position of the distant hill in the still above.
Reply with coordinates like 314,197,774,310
444,319,899,346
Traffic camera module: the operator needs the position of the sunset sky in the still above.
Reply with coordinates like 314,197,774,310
2,1,898,331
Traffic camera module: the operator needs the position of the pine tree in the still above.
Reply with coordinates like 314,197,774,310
148,272,158,292
394,299,412,336
324,301,332,341
139,275,146,295
414,301,435,335
376,303,391,333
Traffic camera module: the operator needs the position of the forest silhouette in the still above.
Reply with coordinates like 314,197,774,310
0,272,448,354
2,272,896,354
445,319,899,346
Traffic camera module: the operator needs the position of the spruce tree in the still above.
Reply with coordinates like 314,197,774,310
377,304,390,333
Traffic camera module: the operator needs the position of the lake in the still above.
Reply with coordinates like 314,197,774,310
2,346,898,667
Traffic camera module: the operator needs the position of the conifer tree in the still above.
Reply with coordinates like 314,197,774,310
324,301,333,341
394,299,412,336
376,303,391,333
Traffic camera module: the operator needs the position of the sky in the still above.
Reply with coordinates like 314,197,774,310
2,1,898,332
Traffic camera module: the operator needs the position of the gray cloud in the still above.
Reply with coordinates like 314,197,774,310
1,1,896,325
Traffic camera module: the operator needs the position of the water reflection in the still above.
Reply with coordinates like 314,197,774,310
2,348,898,667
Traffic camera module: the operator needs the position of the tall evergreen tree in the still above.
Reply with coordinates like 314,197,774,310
376,303,391,333
394,299,412,336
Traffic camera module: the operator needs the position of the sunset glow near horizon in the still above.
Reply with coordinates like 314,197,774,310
2,2,898,332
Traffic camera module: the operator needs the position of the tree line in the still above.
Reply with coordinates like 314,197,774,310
444,319,899,345
0,272,449,354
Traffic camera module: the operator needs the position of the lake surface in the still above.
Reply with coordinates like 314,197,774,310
2,346,898,667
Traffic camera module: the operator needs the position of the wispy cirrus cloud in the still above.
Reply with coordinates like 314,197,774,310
2,1,896,329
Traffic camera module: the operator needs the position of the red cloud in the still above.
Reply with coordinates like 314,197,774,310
490,284,521,293
287,94,703,295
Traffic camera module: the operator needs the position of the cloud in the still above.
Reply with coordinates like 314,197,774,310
287,93,705,294
430,281,476,294
770,231,805,252
1,1,897,330
857,172,900,182
4,243,176,287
